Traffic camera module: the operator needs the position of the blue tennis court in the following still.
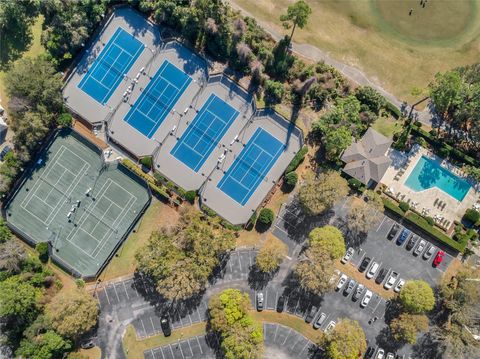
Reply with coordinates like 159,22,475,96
218,128,285,205
171,94,239,172
78,27,144,104
124,60,192,138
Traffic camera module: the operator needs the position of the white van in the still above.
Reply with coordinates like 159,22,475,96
366,262,379,279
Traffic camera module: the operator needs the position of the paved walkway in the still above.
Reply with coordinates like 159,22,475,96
227,0,436,127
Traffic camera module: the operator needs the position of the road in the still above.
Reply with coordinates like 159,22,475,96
227,0,437,127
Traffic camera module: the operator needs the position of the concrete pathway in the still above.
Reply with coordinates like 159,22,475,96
227,0,436,127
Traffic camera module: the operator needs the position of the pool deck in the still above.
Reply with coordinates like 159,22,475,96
381,144,480,229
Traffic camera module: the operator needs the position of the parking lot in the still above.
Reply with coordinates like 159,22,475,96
144,324,320,359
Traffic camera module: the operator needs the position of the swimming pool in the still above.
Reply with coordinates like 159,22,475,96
405,156,471,201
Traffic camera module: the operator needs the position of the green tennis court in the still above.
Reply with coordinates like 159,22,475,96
5,129,150,278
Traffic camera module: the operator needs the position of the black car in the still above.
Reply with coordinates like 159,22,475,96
161,317,171,337
276,295,286,313
387,224,400,240
364,346,376,359
405,235,418,251
305,305,318,323
375,268,388,284
358,256,371,272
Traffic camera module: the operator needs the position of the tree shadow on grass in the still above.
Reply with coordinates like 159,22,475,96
0,26,33,70
411,332,443,359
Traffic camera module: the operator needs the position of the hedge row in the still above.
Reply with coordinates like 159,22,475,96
122,159,170,200
285,146,308,174
385,101,401,119
200,204,243,231
382,198,467,252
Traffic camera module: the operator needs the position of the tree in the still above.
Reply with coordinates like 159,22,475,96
264,80,285,105
45,289,98,339
299,171,349,215
280,0,312,45
255,238,287,273
0,0,39,67
321,319,367,359
345,191,383,235
389,313,429,344
136,207,235,301
209,289,263,359
0,219,12,243
399,280,435,314
0,275,41,324
294,226,345,295
0,239,26,274
16,330,71,359
429,70,464,122
308,225,345,260
355,86,386,115
284,171,298,187
257,208,274,227
322,125,352,160
35,242,49,263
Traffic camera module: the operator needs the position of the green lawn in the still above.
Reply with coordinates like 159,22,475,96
233,0,480,102
372,115,402,138
0,15,45,107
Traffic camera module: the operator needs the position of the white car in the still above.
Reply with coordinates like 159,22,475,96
386,353,395,359
361,290,373,308
394,278,405,293
366,262,379,279
376,349,385,359
336,274,348,291
325,320,336,333
384,271,399,290
341,247,355,264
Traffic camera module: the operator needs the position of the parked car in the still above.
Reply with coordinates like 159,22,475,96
414,239,426,256
405,235,418,251
305,306,318,323
394,278,405,293
376,349,385,359
365,346,376,359
0,145,11,161
352,284,365,301
384,271,399,290
341,247,355,264
366,262,379,279
423,244,436,260
387,224,400,240
361,290,373,308
256,292,264,311
359,256,371,272
80,340,95,349
161,317,171,337
325,320,336,333
396,229,411,245
433,250,445,266
387,353,395,359
344,279,357,295
336,274,348,291
375,268,388,284
276,295,286,313
313,312,327,330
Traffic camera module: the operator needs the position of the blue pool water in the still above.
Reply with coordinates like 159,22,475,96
404,156,471,201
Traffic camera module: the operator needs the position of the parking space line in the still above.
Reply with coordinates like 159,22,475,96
149,317,156,335
112,284,120,303
178,340,185,359
370,296,383,314
273,324,279,341
168,345,175,359
282,328,292,345
187,339,193,357
102,287,111,305
375,216,387,232
196,336,203,355
122,281,130,300
356,252,366,268
237,252,242,272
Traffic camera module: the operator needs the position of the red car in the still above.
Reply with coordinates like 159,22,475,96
433,250,445,266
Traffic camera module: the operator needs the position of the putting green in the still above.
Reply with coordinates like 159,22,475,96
372,0,477,44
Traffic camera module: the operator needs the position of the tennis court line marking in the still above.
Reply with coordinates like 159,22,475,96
218,129,285,205
79,27,144,104
65,179,137,259
171,95,239,171
20,146,90,225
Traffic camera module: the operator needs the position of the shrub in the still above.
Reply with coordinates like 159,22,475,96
264,80,285,105
57,112,73,127
139,156,153,170
438,146,450,159
399,201,410,212
185,190,196,204
463,209,480,225
201,204,217,218
383,198,406,217
284,172,298,187
35,242,49,263
413,120,422,128
122,159,169,200
347,177,364,190
385,101,401,119
258,208,274,226
153,172,166,184
425,216,434,226
285,146,308,173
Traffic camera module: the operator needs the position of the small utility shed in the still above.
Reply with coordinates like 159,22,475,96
341,128,392,188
